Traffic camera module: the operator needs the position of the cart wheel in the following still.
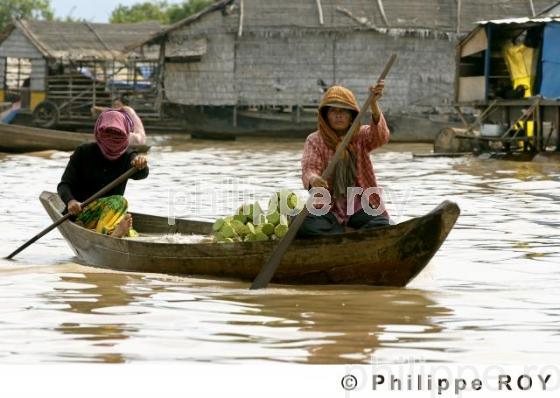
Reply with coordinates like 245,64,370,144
33,101,59,129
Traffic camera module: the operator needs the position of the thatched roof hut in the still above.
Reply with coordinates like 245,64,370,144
1,19,162,61
0,19,163,126
133,0,560,140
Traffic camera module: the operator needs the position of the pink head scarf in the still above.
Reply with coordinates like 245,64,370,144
94,110,133,160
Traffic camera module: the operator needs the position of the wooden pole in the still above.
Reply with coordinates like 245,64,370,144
459,100,498,134
557,106,560,151
376,0,390,27
156,40,166,116
5,167,138,260
454,105,469,127
528,0,536,16
238,0,244,37
316,0,324,25
250,54,397,290
536,99,541,151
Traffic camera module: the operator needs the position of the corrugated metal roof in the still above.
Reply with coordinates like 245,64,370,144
12,19,164,60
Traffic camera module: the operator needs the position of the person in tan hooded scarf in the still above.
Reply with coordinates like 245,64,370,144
299,81,390,236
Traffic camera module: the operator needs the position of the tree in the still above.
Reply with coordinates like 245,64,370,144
110,1,170,24
167,0,214,24
0,0,54,33
109,0,215,25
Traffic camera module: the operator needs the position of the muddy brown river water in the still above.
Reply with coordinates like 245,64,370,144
0,137,559,364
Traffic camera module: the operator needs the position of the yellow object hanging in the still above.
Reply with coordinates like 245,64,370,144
503,42,537,98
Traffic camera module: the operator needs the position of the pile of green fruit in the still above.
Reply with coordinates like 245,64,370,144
212,191,301,243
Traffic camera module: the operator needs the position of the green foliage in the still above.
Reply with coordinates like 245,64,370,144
109,0,214,24
110,1,169,24
167,0,214,24
0,0,53,32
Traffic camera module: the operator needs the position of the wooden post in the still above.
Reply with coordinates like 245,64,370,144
484,25,492,101
2,58,7,99
557,106,560,151
536,100,542,151
156,40,166,115
109,60,114,103
332,33,337,83
233,105,237,127
69,66,73,118
17,59,21,95
92,63,96,106
133,58,138,104
456,0,462,34
544,106,556,149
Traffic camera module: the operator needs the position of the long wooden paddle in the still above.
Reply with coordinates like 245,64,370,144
250,54,397,290
5,167,138,260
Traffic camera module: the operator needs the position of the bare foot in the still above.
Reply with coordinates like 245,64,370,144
111,214,133,238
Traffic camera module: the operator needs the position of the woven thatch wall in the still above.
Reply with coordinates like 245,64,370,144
165,10,236,105
159,0,559,111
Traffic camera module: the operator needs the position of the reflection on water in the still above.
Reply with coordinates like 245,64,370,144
47,273,139,364
1,266,450,364
0,137,559,364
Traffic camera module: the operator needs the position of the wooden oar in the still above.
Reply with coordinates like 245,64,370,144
250,54,397,290
5,167,138,260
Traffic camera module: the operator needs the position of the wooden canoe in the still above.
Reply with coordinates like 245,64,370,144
0,123,150,153
40,191,460,286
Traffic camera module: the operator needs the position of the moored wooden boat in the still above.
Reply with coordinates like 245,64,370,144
40,191,460,286
0,123,150,153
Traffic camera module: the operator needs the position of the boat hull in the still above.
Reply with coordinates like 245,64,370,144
40,192,459,286
0,123,149,153
174,105,461,142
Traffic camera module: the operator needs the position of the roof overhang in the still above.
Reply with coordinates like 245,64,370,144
125,0,235,51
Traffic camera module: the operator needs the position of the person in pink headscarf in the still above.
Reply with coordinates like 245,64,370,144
92,96,146,145
57,110,149,238
94,109,135,160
